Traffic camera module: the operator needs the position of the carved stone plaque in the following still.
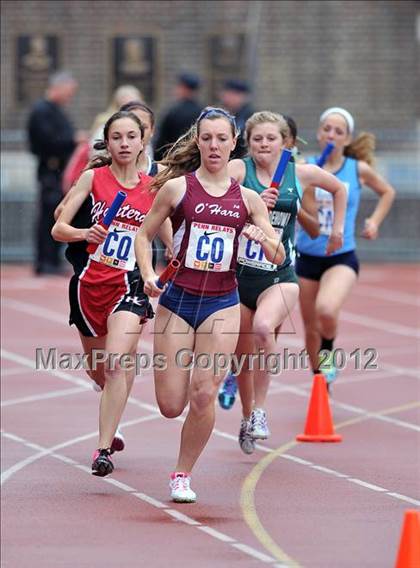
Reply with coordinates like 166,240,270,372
113,36,157,105
16,35,59,104
208,33,247,101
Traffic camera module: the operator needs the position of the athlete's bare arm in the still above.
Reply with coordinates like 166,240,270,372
241,187,285,265
227,159,246,184
54,187,75,221
157,218,173,259
298,188,320,238
357,161,395,239
135,176,186,293
51,170,107,245
296,163,346,254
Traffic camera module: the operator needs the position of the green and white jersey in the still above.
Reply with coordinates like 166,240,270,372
237,156,301,275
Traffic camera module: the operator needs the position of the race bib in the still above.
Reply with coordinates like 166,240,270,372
315,187,334,236
185,222,235,272
237,227,281,271
91,221,137,271
316,183,349,236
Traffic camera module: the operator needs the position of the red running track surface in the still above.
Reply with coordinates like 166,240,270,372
1,264,419,567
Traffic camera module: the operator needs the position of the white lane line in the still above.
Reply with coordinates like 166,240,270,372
354,285,420,306
3,346,420,507
267,382,420,432
281,455,313,467
2,298,154,351
1,366,32,377
1,279,47,291
340,310,420,338
1,428,281,566
1,386,87,407
106,478,138,493
0,414,160,485
1,349,91,389
310,465,347,477
197,526,235,542
387,493,420,506
380,362,420,379
348,479,388,492
165,509,201,526
285,456,420,505
290,370,397,389
232,543,277,563
3,298,66,323
133,492,166,509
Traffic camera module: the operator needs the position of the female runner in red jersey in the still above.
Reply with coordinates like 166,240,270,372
52,110,171,477
135,107,285,503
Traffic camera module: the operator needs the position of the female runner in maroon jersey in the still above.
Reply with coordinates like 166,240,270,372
135,107,285,503
52,111,171,477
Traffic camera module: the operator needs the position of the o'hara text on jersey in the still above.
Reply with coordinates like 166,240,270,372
194,202,241,218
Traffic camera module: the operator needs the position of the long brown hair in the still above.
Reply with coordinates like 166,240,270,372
87,110,145,170
344,132,376,166
151,107,238,191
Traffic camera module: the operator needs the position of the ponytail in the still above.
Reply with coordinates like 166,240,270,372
344,132,376,166
152,126,200,191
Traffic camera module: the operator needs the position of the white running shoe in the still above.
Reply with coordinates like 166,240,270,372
250,408,270,440
238,418,255,454
110,428,125,454
170,472,197,503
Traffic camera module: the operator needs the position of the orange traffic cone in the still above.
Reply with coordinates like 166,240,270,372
296,374,342,442
395,510,420,568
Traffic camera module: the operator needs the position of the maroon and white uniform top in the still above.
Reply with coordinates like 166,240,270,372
171,172,248,295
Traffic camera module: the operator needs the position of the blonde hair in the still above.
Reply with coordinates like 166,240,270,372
152,107,238,191
90,85,144,134
245,111,289,142
345,132,376,166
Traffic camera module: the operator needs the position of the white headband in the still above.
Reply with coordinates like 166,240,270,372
320,107,355,133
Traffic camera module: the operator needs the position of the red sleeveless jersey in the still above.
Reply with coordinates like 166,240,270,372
171,172,248,295
79,166,154,286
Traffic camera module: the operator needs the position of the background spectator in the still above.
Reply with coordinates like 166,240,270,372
219,79,255,158
27,70,84,275
154,72,203,160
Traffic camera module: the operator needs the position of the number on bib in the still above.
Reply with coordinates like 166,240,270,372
315,187,334,236
91,222,137,271
237,227,281,271
186,222,235,271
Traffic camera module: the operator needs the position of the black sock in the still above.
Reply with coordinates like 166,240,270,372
320,337,334,352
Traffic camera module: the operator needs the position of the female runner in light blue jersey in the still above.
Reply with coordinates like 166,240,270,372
296,107,395,390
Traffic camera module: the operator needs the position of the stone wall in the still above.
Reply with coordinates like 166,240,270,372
1,0,419,148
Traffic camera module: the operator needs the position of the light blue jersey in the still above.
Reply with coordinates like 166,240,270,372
296,156,361,256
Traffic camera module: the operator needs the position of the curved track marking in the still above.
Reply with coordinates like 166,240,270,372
1,386,87,407
1,414,160,485
2,429,285,567
241,439,302,567
240,400,420,566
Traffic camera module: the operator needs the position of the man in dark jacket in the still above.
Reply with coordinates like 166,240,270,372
27,71,79,275
219,79,255,159
154,72,202,160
